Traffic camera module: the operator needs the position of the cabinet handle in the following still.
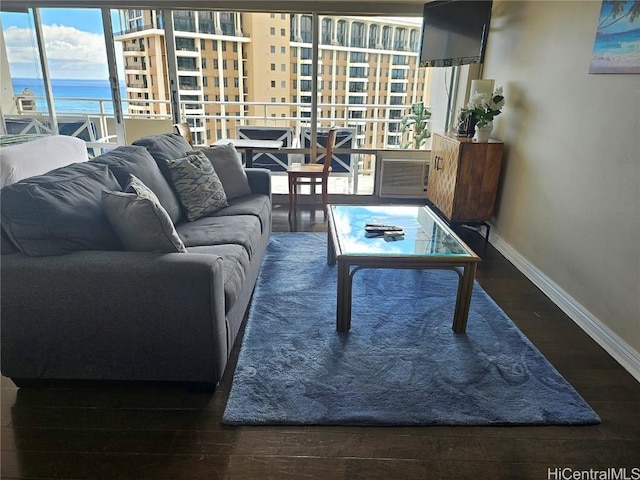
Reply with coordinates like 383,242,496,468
434,155,442,171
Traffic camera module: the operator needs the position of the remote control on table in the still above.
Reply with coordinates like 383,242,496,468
364,224,404,233
365,228,405,238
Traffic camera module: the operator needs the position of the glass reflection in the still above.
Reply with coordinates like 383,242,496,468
333,205,471,257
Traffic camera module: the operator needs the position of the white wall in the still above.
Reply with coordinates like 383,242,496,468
483,1,640,374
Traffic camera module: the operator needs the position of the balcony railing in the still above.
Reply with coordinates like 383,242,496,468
115,23,156,36
5,94,432,195
9,94,430,139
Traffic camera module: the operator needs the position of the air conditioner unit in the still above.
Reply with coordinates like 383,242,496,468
377,150,430,198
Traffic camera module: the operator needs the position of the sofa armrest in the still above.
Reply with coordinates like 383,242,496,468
1,250,228,384
245,168,271,197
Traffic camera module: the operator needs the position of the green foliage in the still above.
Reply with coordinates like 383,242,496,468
463,87,505,128
400,102,431,149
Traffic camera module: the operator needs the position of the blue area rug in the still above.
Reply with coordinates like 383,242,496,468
223,233,600,426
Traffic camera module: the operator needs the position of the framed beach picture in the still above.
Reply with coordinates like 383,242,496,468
590,0,640,74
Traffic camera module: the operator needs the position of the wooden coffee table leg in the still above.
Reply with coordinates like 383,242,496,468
327,229,336,265
336,260,353,332
452,263,477,333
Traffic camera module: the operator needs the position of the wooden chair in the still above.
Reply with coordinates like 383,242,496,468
287,127,337,217
173,122,193,147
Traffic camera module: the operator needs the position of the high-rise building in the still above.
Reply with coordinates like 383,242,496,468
115,10,431,149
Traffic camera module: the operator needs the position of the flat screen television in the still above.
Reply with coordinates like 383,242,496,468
419,0,493,67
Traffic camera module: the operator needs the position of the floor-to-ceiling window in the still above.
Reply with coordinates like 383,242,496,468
1,6,430,195
1,8,125,146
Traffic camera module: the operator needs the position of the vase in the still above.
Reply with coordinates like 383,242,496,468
474,123,493,142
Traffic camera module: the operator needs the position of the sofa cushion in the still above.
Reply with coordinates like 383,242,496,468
198,144,251,200
187,243,251,313
1,228,19,254
132,133,192,180
0,162,122,256
212,194,271,234
0,135,88,188
176,215,262,259
91,145,182,224
102,175,187,253
165,151,228,221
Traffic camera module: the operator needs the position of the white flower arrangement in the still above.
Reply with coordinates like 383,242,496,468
464,86,506,128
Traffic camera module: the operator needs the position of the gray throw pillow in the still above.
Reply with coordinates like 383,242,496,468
91,145,182,224
197,144,251,200
164,151,228,221
102,175,187,253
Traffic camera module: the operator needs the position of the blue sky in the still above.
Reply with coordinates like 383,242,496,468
2,9,125,79
3,8,422,80
3,9,109,33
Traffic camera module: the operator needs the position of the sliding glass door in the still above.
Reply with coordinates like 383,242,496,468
1,8,128,149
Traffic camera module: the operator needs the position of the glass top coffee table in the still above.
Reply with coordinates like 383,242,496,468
327,205,481,333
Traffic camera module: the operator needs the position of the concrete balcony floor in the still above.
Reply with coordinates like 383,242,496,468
270,172,375,195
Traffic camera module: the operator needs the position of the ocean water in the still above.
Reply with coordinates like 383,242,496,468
593,27,640,59
12,78,127,114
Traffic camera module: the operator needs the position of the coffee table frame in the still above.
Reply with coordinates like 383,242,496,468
327,205,481,333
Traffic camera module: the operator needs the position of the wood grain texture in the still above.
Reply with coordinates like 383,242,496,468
428,132,504,222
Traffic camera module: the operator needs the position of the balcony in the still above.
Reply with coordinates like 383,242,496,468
3,95,431,197
176,67,200,73
178,84,202,91
114,23,156,36
198,20,215,35
175,45,198,53
173,19,196,33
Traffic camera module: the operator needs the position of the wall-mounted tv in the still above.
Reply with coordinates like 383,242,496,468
419,0,493,68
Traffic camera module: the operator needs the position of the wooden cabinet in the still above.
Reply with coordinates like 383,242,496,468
427,132,504,223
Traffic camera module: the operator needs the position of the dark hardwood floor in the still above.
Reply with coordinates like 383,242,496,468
2,204,639,479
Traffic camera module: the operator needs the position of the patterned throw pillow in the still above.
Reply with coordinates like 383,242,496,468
102,175,187,253
164,151,228,221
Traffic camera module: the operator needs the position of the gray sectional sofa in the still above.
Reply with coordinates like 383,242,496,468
0,133,271,391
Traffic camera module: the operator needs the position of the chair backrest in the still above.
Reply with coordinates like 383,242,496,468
302,127,355,173
173,122,193,147
236,126,294,171
320,128,338,173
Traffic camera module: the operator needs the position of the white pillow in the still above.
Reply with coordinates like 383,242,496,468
0,135,88,188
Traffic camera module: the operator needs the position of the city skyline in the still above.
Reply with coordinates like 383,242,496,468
2,8,431,153
112,9,430,147
1,9,420,80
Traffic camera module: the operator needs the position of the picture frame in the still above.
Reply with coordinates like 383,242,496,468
590,0,640,74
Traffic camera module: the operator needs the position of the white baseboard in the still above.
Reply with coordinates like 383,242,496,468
489,231,640,383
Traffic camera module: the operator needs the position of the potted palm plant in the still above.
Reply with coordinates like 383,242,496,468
400,102,431,149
